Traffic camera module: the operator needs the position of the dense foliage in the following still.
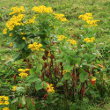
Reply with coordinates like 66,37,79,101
0,4,110,110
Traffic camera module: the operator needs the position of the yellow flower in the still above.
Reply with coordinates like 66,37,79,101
12,86,17,91
3,28,7,34
54,13,68,22
84,37,95,43
47,51,51,57
4,101,9,105
79,13,93,21
26,16,36,24
25,68,30,71
18,68,24,72
28,42,44,51
63,70,70,75
18,68,30,72
9,6,25,15
86,20,100,26
2,107,10,110
3,96,9,101
18,68,30,78
91,77,96,81
20,32,25,35
0,101,3,105
32,5,53,13
57,35,67,41
22,37,26,40
46,83,55,93
19,72,28,78
0,96,9,105
9,33,13,37
9,42,13,47
67,39,77,45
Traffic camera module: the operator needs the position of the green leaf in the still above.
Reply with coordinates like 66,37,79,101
35,79,43,91
61,72,71,82
26,73,38,83
79,69,88,83
21,96,26,105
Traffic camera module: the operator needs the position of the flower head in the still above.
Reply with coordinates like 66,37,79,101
79,13,100,26
57,35,67,41
46,83,55,93
67,39,77,45
90,77,96,85
3,28,7,34
63,70,70,75
83,37,95,43
0,96,9,105
19,72,28,78
28,42,44,51
12,86,17,91
9,33,13,37
32,5,53,13
2,107,10,110
18,68,30,72
22,37,26,40
9,42,13,47
9,6,25,15
26,16,36,24
54,13,68,22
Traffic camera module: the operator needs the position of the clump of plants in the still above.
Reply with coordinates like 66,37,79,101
1,5,109,110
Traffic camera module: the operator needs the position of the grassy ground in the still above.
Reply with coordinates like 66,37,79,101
0,0,110,109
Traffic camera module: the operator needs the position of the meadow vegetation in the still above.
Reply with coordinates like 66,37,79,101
0,0,110,110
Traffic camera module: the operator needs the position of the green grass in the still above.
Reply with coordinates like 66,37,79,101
0,0,110,109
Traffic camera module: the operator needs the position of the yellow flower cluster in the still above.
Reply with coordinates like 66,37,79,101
32,5,53,13
57,35,77,45
18,68,30,78
26,16,36,24
57,35,67,41
0,96,9,105
2,107,10,110
6,14,25,30
28,42,44,51
46,83,55,93
79,13,100,26
54,13,68,22
32,5,68,22
86,20,100,26
83,37,95,43
12,86,17,91
79,13,93,21
9,6,25,15
3,28,7,34
67,39,77,45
